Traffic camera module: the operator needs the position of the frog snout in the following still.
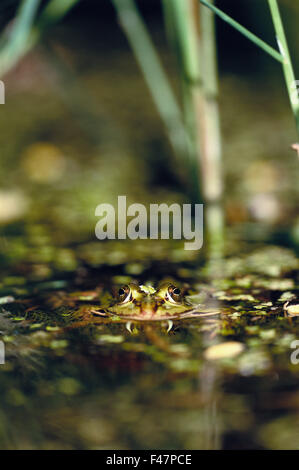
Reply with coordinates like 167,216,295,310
140,298,160,316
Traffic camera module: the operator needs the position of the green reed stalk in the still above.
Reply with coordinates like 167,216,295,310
0,0,81,78
199,1,224,257
162,0,224,255
199,1,222,203
267,0,299,136
0,0,40,76
162,0,202,200
199,0,283,63
200,0,299,140
111,0,188,166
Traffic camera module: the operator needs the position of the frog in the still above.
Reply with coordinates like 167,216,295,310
90,282,219,331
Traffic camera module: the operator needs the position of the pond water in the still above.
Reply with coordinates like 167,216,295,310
0,234,299,449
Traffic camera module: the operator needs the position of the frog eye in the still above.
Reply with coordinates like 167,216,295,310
166,285,181,303
117,285,132,303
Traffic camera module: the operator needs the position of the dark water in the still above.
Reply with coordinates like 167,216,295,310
0,236,299,450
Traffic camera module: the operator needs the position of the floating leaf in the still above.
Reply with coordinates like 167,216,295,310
204,341,245,360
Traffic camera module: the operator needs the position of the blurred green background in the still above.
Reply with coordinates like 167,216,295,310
0,0,298,242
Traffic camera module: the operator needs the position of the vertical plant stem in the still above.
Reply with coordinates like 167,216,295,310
0,0,81,78
163,0,224,255
267,0,299,136
111,0,188,167
42,39,125,146
199,0,224,257
165,0,202,201
199,1,222,203
200,0,283,63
